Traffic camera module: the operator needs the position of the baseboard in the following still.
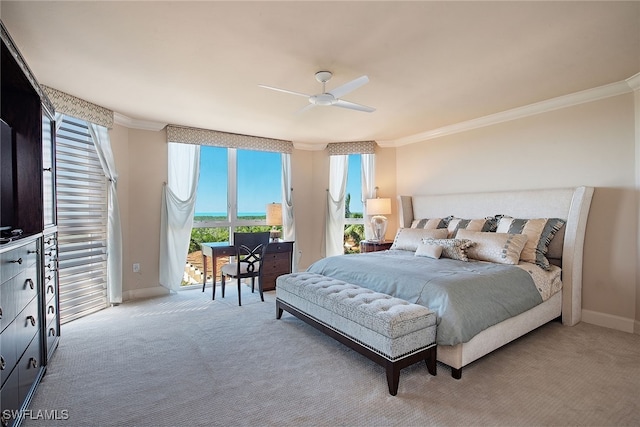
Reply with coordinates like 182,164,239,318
581,309,636,334
122,285,169,302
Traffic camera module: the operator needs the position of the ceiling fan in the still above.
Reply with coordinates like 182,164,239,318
259,71,375,113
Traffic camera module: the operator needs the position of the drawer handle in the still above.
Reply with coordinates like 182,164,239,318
27,315,36,326
48,284,55,294
48,305,55,314
28,249,39,254
29,357,38,369
26,278,35,290
0,355,5,370
0,306,2,319
10,257,23,265
49,327,56,336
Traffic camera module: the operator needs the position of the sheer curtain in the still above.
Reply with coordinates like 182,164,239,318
361,153,376,241
159,142,200,291
281,153,299,271
326,155,348,257
88,123,123,304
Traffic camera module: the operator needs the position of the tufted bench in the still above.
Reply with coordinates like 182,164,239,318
276,272,437,395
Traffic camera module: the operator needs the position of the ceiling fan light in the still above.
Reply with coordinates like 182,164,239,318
310,93,336,106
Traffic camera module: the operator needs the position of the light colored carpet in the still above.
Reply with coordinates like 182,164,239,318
25,286,640,426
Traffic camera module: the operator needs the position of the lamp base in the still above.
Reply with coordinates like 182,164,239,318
269,227,281,242
370,215,388,243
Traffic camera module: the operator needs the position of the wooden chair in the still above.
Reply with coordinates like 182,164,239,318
220,232,270,306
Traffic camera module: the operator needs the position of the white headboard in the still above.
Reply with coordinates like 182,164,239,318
398,186,594,326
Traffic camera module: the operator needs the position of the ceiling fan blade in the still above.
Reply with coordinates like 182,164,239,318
328,75,369,99
258,84,310,98
333,99,376,113
295,103,317,115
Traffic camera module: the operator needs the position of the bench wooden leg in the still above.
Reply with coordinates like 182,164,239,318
276,301,283,319
385,362,400,396
426,347,437,376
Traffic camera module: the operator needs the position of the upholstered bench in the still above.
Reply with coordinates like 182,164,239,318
276,272,437,395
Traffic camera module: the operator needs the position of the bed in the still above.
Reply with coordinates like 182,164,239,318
307,186,593,378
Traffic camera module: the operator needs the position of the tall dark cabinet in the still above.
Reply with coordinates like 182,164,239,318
0,20,59,427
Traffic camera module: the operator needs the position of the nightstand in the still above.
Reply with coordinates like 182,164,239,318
360,240,393,253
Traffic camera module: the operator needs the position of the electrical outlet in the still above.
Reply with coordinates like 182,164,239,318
133,263,140,273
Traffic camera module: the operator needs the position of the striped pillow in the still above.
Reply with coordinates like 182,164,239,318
447,217,498,238
410,216,452,230
496,217,565,270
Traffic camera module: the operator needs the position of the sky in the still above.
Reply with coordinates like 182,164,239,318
195,147,363,215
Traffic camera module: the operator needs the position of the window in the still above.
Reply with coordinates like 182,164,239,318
184,146,282,286
55,115,108,323
344,154,364,254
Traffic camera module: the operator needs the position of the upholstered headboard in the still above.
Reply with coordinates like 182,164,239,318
398,186,594,326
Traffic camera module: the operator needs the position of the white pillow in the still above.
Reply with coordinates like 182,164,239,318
456,229,528,265
390,228,448,252
415,243,443,259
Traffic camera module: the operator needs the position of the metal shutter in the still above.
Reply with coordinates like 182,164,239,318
56,116,108,324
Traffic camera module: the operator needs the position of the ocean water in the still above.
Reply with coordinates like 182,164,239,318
195,212,265,217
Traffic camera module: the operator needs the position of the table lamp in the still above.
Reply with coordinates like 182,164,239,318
266,202,282,242
366,198,391,242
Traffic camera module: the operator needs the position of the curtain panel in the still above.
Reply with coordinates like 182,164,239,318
88,123,123,304
166,125,292,154
361,154,376,240
281,153,298,271
326,155,348,257
159,143,200,292
43,86,114,129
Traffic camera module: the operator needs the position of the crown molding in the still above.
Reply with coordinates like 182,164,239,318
114,112,167,131
626,72,640,91
381,75,638,148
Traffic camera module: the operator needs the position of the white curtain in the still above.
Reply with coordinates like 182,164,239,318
88,123,123,304
159,143,200,291
326,155,348,257
281,153,299,271
361,154,376,241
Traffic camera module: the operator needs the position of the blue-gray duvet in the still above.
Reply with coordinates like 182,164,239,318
306,250,543,345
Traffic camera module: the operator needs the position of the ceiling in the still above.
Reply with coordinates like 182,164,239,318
1,1,639,149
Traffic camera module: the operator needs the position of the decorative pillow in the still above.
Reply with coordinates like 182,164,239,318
495,217,565,270
390,228,448,252
415,243,443,259
456,230,529,265
447,217,498,238
421,238,475,262
410,216,452,230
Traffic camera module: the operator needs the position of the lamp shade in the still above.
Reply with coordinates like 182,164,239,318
366,198,391,216
266,203,282,226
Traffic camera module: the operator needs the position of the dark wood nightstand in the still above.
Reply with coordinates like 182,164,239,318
261,241,294,291
360,240,393,253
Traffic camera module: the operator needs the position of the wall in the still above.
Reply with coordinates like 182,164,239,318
110,125,168,300
395,93,639,333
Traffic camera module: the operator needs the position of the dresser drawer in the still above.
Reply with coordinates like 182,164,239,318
0,320,17,388
45,316,60,362
15,297,40,357
0,239,38,284
1,268,37,332
18,333,42,401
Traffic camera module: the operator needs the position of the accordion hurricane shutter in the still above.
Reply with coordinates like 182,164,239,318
496,217,565,270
